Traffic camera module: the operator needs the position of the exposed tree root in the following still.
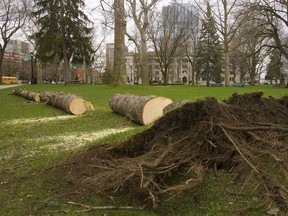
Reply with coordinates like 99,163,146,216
48,92,288,212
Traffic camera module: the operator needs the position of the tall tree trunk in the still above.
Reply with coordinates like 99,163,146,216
224,50,230,86
140,33,149,84
113,0,126,85
60,0,70,82
223,0,230,87
36,61,43,84
0,56,3,84
0,45,7,84
191,67,195,85
62,38,70,82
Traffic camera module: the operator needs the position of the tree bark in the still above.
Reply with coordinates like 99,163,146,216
113,0,126,85
13,89,41,102
109,94,173,125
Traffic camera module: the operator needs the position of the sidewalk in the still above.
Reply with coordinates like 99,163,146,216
0,84,25,90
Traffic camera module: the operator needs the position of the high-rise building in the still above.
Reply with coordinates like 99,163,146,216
162,3,200,39
6,40,29,54
105,43,115,66
2,40,31,79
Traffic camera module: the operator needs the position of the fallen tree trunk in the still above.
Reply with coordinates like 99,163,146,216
40,91,94,115
109,94,173,125
13,89,41,102
12,90,94,115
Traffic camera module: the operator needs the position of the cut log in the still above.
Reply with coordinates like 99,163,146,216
84,100,95,111
40,91,58,104
13,89,41,102
40,91,93,115
12,90,94,115
109,94,173,125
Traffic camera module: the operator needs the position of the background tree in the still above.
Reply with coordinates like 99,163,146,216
149,3,191,85
112,0,126,85
0,0,28,83
194,2,222,86
230,10,270,85
125,0,159,85
32,0,94,82
198,0,247,86
21,1,44,84
247,0,288,61
102,61,113,84
175,2,201,85
229,44,248,84
266,48,284,85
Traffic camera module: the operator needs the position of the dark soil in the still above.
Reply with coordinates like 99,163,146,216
46,92,288,212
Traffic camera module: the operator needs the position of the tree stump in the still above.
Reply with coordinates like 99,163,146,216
109,94,173,125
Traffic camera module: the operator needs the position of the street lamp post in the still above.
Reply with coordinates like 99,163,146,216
30,52,34,84
130,65,133,84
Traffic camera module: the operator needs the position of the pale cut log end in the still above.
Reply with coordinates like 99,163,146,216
142,97,173,125
84,101,95,111
34,93,41,102
69,98,87,115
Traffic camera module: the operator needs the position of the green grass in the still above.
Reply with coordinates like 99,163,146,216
0,84,287,215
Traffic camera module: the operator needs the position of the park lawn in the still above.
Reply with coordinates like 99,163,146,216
0,84,287,215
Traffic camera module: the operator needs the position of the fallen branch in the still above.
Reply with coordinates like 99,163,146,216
220,125,259,174
228,204,266,214
67,201,143,211
220,125,288,133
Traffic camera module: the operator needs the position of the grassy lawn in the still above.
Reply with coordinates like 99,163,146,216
0,84,287,215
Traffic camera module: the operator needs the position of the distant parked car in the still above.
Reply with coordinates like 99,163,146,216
231,83,244,87
211,82,223,87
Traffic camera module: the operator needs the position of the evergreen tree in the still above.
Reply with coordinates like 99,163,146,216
194,2,222,86
32,0,94,82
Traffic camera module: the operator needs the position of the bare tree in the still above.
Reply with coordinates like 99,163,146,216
126,0,160,85
0,0,28,82
149,6,188,85
214,0,250,86
247,0,288,61
21,1,44,84
86,26,108,84
229,8,270,85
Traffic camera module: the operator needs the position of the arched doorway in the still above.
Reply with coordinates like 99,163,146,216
182,76,187,83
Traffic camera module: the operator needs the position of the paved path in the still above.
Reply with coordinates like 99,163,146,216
0,84,25,90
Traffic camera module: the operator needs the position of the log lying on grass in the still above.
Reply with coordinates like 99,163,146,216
109,94,173,125
12,89,94,115
13,89,41,102
40,91,95,115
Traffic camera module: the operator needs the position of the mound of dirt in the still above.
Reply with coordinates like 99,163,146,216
47,92,288,211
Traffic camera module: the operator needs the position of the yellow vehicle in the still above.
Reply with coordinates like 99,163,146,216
2,76,17,84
